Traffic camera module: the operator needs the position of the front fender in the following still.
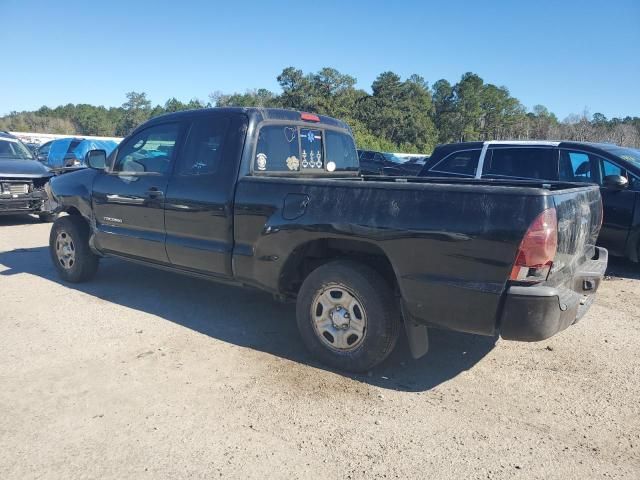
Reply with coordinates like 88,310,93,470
47,168,99,220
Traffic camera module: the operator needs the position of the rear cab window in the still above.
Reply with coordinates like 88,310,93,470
253,124,357,175
483,147,557,180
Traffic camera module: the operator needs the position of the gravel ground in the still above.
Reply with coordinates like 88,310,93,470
1,215,639,479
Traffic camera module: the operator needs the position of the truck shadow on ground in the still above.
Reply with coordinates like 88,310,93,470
0,246,497,392
605,256,640,281
0,214,42,226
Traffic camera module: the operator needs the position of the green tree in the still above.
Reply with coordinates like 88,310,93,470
212,89,279,108
2,67,639,149
358,72,436,152
117,91,152,136
432,79,457,143
454,72,484,141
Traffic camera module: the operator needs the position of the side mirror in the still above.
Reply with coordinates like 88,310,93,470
85,149,107,170
603,175,628,190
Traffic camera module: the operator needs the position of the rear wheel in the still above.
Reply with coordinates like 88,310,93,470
296,260,401,372
49,216,99,282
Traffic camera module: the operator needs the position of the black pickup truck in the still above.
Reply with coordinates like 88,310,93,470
46,108,607,372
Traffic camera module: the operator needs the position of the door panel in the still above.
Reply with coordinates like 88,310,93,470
93,173,170,261
482,147,557,180
597,158,636,255
93,122,182,263
164,114,246,276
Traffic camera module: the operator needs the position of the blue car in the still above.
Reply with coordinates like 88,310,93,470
36,138,118,173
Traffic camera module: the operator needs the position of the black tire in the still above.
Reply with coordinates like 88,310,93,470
38,212,56,223
49,216,99,282
296,260,401,372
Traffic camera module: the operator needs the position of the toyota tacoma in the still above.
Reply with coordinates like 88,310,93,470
45,108,607,372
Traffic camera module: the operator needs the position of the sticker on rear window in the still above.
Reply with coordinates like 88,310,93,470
286,156,300,171
256,153,267,170
300,128,323,170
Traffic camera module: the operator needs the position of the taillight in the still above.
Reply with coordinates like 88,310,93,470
301,112,320,122
510,208,558,283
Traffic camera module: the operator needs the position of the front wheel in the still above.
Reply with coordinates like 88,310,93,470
49,216,99,282
296,260,401,372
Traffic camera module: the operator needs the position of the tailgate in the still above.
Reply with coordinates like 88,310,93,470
548,185,602,285
499,184,606,341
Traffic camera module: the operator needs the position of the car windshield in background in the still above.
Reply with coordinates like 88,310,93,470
382,153,405,164
602,146,640,168
0,138,34,160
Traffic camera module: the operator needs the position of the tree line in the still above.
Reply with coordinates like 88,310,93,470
1,67,638,152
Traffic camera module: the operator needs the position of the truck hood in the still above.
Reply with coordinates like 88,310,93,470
0,158,52,178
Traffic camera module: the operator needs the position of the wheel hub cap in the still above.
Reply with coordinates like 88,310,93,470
311,285,367,352
55,231,76,270
330,306,351,329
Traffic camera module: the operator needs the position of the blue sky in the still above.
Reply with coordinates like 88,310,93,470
2,0,639,119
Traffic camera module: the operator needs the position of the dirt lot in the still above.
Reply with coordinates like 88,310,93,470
0,216,639,479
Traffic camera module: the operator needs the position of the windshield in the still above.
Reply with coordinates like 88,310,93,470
0,138,35,160
602,146,640,168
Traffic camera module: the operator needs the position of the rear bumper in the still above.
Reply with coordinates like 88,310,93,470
500,246,608,341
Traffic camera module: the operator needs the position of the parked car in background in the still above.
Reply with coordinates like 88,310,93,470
36,138,118,173
391,152,430,175
357,150,429,176
419,141,640,262
46,108,606,372
0,132,54,221
24,142,41,154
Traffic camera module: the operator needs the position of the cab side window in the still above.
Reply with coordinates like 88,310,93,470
483,147,556,180
559,150,593,182
429,149,480,177
178,117,230,176
114,123,180,174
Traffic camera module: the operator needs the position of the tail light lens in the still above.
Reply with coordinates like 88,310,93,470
510,208,558,283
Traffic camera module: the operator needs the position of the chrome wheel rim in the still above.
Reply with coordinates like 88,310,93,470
55,230,76,270
311,284,367,352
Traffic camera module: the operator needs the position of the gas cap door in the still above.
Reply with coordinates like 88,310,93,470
283,193,310,220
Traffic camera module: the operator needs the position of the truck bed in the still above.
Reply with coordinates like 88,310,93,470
233,175,602,338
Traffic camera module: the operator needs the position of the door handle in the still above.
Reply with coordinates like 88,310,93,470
146,188,164,198
106,194,145,205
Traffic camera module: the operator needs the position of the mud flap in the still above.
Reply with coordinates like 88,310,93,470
401,302,429,359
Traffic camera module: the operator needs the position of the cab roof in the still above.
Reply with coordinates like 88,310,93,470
143,107,351,132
